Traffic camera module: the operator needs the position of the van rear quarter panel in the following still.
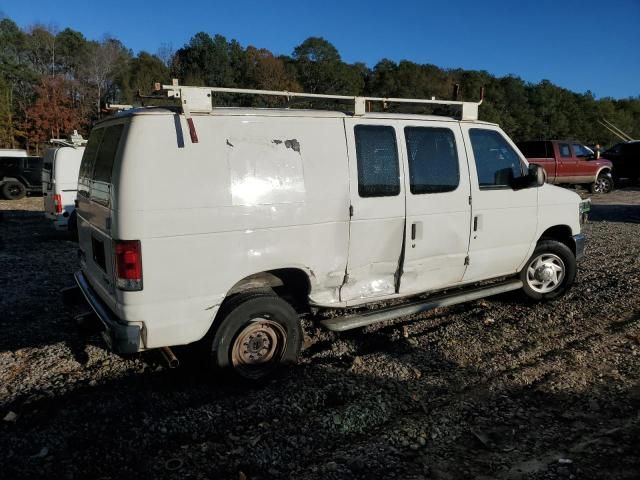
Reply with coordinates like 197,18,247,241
114,113,350,347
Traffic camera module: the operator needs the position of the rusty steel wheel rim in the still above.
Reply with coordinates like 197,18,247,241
231,317,287,378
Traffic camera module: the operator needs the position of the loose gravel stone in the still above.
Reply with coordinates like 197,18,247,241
1,191,639,479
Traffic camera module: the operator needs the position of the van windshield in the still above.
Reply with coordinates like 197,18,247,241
78,124,124,202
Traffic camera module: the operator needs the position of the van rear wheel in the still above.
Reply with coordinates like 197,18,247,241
520,240,576,301
1,181,26,200
210,292,302,380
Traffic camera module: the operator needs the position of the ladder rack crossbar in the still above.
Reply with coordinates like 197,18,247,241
159,81,483,120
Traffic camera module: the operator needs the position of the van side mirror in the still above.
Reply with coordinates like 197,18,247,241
512,164,546,190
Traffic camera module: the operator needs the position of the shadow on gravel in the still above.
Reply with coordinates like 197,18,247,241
0,340,639,480
589,204,640,223
0,209,79,354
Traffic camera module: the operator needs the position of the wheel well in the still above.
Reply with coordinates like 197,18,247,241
226,268,311,312
539,225,574,254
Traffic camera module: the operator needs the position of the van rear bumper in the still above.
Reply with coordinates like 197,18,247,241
74,270,142,354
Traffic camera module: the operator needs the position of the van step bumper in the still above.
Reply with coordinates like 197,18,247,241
321,279,523,332
73,271,142,354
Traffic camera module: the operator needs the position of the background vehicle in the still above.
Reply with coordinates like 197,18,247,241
42,132,87,231
601,141,640,183
0,151,43,200
70,84,588,381
518,140,614,193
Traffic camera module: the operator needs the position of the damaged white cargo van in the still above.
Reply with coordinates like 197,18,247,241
72,83,589,379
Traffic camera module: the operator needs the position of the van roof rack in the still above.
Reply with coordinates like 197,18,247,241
49,130,87,148
153,79,484,143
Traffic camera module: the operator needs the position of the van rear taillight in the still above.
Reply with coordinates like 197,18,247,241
54,194,62,214
114,240,143,291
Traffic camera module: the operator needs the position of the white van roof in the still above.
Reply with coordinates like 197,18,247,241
99,106,497,127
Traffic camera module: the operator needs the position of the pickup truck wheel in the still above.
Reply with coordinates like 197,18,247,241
590,174,613,194
1,181,27,200
210,292,302,380
520,240,576,301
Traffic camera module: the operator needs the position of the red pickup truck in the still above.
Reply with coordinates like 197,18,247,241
518,140,614,193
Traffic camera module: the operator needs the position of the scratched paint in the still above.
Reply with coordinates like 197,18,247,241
228,137,306,206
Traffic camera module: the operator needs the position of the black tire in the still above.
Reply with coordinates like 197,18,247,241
1,181,27,200
520,240,576,301
589,173,613,194
209,291,302,380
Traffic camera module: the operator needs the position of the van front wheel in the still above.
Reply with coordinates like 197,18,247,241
210,292,302,380
520,240,576,301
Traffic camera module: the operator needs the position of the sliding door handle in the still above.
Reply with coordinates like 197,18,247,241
411,223,417,240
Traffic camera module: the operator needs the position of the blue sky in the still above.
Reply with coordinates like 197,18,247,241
3,0,639,98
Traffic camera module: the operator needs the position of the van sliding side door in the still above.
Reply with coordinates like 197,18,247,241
397,121,472,295
341,119,406,305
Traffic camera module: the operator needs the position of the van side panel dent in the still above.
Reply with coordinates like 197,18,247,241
227,136,306,206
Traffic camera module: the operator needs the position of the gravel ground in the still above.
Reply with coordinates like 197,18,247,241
1,189,639,480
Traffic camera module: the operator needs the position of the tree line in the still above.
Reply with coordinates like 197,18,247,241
1,15,638,153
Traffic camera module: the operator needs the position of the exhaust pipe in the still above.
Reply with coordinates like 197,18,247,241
159,346,179,368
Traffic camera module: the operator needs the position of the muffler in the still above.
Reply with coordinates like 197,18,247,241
159,346,179,368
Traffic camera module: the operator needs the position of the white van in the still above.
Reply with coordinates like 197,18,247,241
42,133,86,231
72,83,589,379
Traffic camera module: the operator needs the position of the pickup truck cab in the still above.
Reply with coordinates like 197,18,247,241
42,133,86,231
71,84,590,380
518,140,613,193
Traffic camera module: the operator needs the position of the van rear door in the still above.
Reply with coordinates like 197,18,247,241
76,123,125,304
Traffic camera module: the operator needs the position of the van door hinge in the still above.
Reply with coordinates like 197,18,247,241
464,256,470,265
468,195,472,205
349,205,354,217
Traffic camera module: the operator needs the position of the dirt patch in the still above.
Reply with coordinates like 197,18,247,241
0,192,639,480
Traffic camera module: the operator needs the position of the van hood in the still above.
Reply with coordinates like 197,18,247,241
538,183,581,206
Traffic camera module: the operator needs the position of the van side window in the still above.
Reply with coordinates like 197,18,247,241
354,125,400,197
559,144,571,157
469,129,524,189
405,127,459,194
93,125,124,183
78,128,104,198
